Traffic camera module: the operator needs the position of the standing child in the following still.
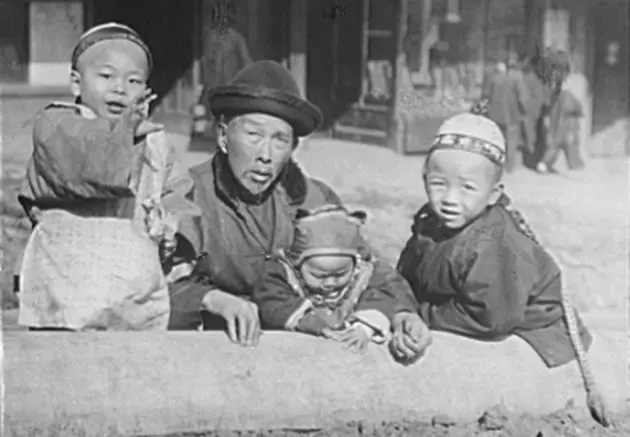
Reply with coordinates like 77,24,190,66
396,113,613,427
253,205,426,354
16,23,199,331
539,80,586,173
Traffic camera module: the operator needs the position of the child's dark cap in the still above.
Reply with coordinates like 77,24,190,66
71,22,153,73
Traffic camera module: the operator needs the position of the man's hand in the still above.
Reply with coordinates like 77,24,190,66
389,312,432,365
202,290,261,347
323,324,371,354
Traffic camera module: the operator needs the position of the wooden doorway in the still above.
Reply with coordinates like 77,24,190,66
0,1,30,83
591,0,629,140
306,0,364,131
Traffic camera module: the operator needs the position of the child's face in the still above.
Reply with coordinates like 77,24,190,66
71,40,149,120
424,149,502,229
299,255,355,298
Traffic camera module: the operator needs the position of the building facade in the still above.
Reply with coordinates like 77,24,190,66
0,0,85,86
312,0,629,155
0,0,294,116
1,0,627,155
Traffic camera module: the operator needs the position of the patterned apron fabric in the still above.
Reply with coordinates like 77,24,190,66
18,210,169,331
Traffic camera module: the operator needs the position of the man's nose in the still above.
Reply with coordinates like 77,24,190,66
256,138,272,163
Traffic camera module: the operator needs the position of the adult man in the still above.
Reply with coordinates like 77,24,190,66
483,53,528,172
167,60,430,363
521,55,546,167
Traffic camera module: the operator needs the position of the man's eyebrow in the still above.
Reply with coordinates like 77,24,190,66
241,118,262,126
274,130,291,138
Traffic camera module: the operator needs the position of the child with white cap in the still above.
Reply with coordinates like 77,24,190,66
395,112,613,427
15,23,199,331
253,205,423,353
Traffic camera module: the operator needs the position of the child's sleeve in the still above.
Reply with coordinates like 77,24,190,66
355,244,419,320
159,142,200,220
252,259,313,331
162,183,203,284
418,236,532,339
30,104,136,199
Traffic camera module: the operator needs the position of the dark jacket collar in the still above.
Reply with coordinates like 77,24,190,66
212,152,308,208
413,202,502,242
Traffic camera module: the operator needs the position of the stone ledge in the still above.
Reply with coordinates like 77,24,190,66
3,330,626,436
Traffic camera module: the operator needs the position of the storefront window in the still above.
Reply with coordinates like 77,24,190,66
0,1,29,83
402,0,527,105
364,0,397,105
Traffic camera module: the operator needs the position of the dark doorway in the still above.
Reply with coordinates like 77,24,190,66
306,0,363,131
0,1,30,83
592,0,629,139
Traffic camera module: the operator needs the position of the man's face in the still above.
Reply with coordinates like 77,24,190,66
424,149,502,229
220,113,295,196
71,40,148,120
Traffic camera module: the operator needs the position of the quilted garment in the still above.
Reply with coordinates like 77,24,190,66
18,210,169,331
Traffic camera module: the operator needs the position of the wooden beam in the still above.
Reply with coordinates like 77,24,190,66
4,330,626,435
289,0,307,97
389,0,409,154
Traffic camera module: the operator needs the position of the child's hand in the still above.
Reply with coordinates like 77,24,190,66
296,312,334,336
323,325,371,354
160,230,177,261
132,89,163,137
311,307,345,330
390,312,432,365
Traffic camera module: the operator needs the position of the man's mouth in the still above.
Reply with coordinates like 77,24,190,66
105,101,127,115
250,169,273,184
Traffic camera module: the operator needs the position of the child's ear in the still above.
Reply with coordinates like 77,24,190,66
488,182,504,206
70,70,81,98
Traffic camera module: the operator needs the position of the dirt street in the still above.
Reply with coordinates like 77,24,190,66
1,97,628,437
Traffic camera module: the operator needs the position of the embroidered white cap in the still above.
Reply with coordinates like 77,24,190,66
431,113,506,167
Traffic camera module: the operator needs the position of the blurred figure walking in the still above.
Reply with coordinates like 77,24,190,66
535,48,585,174
539,79,586,173
521,55,546,168
483,52,528,172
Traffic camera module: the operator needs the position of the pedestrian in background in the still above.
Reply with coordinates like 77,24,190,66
483,52,528,172
521,55,546,168
534,48,585,174
539,78,586,173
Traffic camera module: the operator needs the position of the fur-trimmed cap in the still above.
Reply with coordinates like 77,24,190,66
287,205,367,266
208,60,322,137
71,22,153,73
430,113,506,167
